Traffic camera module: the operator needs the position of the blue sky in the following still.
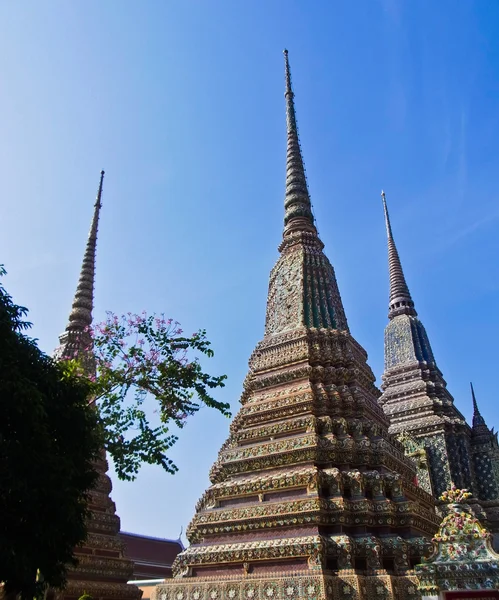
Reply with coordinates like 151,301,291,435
2,0,499,542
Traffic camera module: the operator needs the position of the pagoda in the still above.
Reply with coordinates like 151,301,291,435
379,191,499,535
54,172,142,600
154,51,439,600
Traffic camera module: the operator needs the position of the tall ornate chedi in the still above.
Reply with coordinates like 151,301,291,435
54,172,142,600
379,191,499,534
155,51,439,600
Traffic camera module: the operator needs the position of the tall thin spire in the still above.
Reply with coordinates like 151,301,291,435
55,170,104,360
282,49,316,236
381,190,417,319
67,170,104,331
471,382,486,428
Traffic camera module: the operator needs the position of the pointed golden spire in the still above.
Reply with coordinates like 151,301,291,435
282,49,316,236
381,190,417,319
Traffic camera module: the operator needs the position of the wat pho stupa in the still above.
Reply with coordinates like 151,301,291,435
152,50,441,600
43,49,499,600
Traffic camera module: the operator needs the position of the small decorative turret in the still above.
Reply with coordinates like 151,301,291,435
469,383,499,506
471,382,487,429
415,484,499,596
381,190,417,319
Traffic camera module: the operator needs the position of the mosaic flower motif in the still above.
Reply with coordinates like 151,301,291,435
228,590,236,599
246,588,255,599
210,591,218,600
439,485,472,505
176,593,184,600
285,586,295,597
193,592,200,600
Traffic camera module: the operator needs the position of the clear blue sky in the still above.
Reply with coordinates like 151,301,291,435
2,0,499,542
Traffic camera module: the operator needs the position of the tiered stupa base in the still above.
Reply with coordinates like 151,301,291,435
154,569,422,600
57,457,142,600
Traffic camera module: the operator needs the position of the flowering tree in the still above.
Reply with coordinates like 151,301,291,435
0,259,228,599
66,312,230,481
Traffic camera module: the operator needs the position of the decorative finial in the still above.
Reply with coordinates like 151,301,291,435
283,48,294,100
96,170,105,205
471,382,479,412
471,382,486,428
381,190,417,319
282,50,315,236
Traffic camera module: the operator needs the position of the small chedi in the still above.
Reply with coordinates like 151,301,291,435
416,485,499,597
54,172,141,600
153,51,439,600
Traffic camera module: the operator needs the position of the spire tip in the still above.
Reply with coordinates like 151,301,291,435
55,172,104,363
382,190,416,318
471,381,486,428
281,48,315,236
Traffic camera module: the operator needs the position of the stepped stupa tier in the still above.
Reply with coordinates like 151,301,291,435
54,172,141,600
379,192,499,538
154,51,439,600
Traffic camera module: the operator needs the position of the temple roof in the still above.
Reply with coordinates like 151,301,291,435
120,531,183,563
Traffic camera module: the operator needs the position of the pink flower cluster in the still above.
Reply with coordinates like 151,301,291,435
89,312,199,380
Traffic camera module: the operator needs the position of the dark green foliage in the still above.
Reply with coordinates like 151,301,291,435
0,268,102,599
